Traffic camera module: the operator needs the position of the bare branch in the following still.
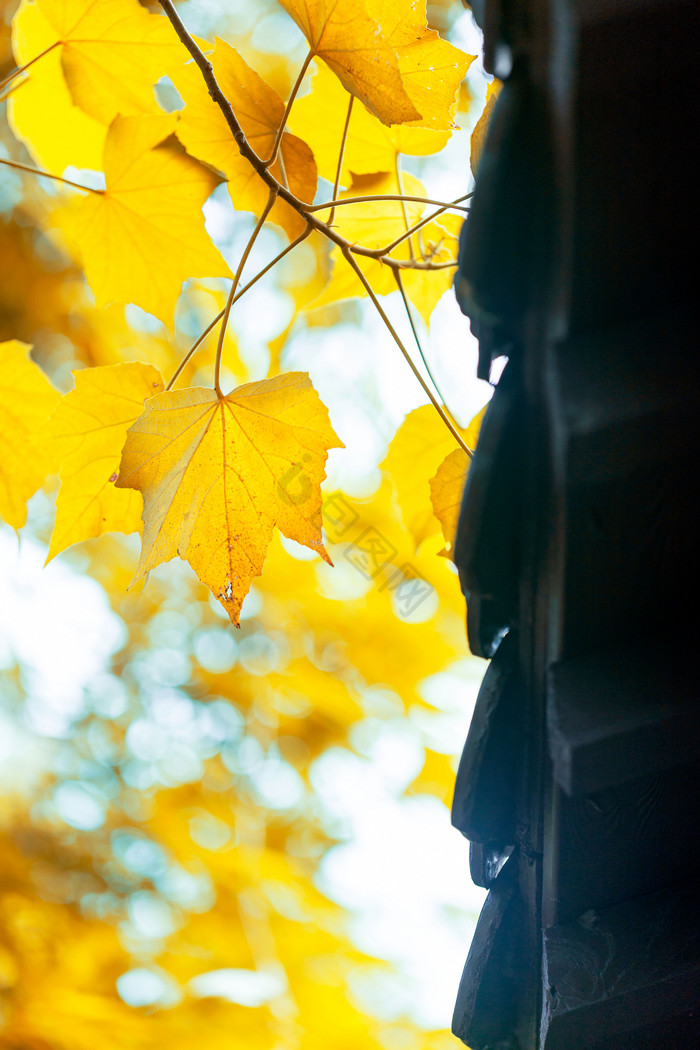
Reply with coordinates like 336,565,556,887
157,2,462,269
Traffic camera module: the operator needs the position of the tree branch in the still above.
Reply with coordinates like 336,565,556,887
157,1,456,272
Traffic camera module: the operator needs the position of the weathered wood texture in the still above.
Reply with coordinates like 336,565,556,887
450,0,700,1046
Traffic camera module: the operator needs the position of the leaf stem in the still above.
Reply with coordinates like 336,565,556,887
214,190,278,398
391,258,458,271
378,198,468,257
166,226,312,391
307,191,472,214
340,247,472,457
0,155,103,193
264,50,315,168
395,156,414,261
0,41,60,93
276,148,290,190
328,94,354,227
393,269,466,439
0,76,28,104
156,2,455,270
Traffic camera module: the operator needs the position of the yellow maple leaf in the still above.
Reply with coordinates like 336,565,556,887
376,0,474,131
310,171,425,308
0,340,59,530
72,113,229,325
308,171,459,324
116,372,343,625
471,78,502,177
277,0,419,126
382,403,482,549
175,39,317,240
46,362,164,562
400,210,462,325
12,0,189,125
9,2,104,173
429,447,469,556
430,407,487,554
289,60,450,185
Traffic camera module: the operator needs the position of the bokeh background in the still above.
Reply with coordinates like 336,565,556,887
0,2,495,1046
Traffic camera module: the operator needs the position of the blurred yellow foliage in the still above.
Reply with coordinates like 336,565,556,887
0,0,498,1044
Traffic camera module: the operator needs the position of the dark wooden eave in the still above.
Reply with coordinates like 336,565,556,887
450,0,700,1046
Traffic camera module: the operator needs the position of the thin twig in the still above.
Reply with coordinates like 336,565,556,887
395,156,414,262
156,1,452,271
394,269,464,436
0,76,28,105
0,41,60,92
0,156,103,194
378,199,467,257
166,226,312,391
307,191,472,213
340,247,472,456
328,94,354,227
391,258,458,271
214,190,278,397
157,0,470,442
276,149,289,190
264,50,314,168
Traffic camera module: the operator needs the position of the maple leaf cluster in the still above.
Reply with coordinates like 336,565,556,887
0,2,503,1043
0,0,491,620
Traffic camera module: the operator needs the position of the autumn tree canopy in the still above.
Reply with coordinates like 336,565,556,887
0,0,495,1045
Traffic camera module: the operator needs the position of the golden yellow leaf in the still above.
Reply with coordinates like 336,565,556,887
289,60,450,185
400,210,462,325
73,114,229,324
277,0,419,126
383,403,482,548
376,0,474,131
471,78,502,177
430,407,486,553
429,447,469,555
175,39,317,239
116,372,343,624
9,0,105,172
308,172,459,324
13,0,189,125
0,340,59,530
310,171,424,308
46,362,164,562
